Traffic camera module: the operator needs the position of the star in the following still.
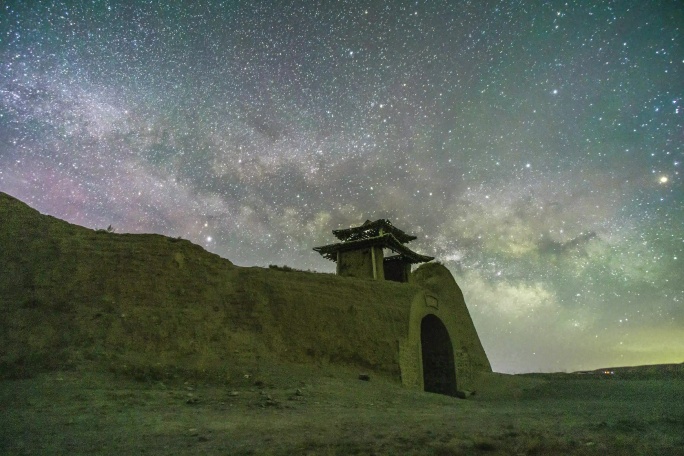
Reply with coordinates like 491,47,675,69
1,0,681,374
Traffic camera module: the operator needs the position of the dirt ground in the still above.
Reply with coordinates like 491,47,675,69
1,363,682,456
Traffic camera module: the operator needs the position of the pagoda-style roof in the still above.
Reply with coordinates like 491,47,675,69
332,219,416,243
313,233,434,264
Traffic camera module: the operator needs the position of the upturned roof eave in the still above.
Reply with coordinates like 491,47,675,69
313,233,433,264
331,219,417,243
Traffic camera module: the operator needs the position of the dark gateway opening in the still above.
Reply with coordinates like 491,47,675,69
421,314,457,396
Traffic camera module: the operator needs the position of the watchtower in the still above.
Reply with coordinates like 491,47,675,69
313,219,433,282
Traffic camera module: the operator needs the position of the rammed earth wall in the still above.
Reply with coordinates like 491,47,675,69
0,192,491,391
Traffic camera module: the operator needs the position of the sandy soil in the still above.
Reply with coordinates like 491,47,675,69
1,363,682,455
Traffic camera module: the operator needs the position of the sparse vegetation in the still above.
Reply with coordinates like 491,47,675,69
1,367,682,455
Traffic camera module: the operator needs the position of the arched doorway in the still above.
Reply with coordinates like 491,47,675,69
421,314,457,396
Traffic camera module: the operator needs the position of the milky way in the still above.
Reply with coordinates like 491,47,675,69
1,1,682,373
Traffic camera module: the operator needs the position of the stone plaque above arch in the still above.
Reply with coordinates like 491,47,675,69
425,294,438,309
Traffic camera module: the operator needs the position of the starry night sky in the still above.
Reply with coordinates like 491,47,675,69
1,1,682,373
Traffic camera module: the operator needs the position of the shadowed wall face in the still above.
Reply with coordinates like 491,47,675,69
421,314,457,395
383,259,410,283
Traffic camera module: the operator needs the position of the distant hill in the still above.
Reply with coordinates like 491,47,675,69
519,363,684,380
577,363,684,379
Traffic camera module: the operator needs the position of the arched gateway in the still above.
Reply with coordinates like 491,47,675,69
421,314,457,395
314,219,492,395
